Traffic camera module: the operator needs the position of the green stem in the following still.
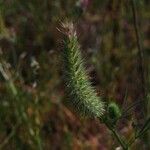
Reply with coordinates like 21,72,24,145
131,0,149,147
128,117,150,147
103,120,128,150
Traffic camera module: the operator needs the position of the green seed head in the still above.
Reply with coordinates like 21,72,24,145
61,22,105,118
108,102,121,121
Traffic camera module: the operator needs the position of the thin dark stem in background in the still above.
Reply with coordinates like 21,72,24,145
130,0,147,115
130,0,149,148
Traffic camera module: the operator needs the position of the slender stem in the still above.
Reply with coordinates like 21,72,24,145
110,128,128,150
128,131,143,147
130,0,149,147
0,130,15,149
0,123,20,149
128,117,150,147
131,0,146,113
103,120,128,150
121,100,143,118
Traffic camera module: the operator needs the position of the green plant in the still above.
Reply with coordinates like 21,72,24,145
62,22,105,118
61,22,150,150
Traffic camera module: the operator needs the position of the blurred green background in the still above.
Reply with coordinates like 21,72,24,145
0,0,149,149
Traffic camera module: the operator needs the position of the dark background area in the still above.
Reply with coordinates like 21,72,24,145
0,0,149,149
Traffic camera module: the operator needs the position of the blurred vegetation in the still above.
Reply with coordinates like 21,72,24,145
0,0,149,149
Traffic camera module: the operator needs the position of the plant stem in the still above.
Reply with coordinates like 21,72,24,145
131,0,146,114
0,123,20,149
128,117,150,147
130,0,149,147
103,120,128,150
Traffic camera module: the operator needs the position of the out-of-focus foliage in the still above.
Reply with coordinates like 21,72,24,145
0,0,149,149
